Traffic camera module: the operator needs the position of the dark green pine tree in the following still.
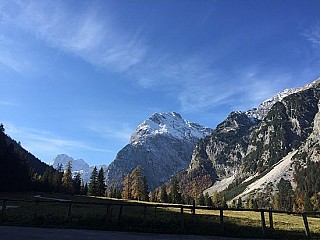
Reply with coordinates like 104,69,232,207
198,193,205,206
97,167,106,196
170,177,182,204
73,172,82,195
88,166,98,196
304,193,313,212
236,197,243,209
277,178,294,211
159,185,168,203
53,164,63,192
204,192,213,207
0,126,32,192
83,183,88,195
41,166,53,192
142,176,149,201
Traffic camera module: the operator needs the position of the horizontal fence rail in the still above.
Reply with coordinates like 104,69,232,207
1,197,319,239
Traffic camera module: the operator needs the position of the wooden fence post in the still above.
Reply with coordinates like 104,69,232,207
220,209,224,235
67,202,72,223
192,200,196,215
1,199,7,218
118,205,123,226
260,210,266,236
180,207,184,230
268,209,274,230
302,213,311,239
192,200,196,223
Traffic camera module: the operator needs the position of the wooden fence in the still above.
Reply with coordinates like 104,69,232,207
1,197,319,239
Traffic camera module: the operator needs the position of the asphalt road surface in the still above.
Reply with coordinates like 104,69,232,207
0,226,266,240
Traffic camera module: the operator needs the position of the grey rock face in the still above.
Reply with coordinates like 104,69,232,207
294,99,320,163
186,79,320,198
106,112,212,190
246,78,320,120
51,154,90,171
188,111,257,180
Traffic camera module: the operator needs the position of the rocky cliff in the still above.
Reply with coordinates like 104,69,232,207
106,112,212,190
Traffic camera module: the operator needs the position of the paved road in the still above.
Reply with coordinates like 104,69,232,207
0,226,266,240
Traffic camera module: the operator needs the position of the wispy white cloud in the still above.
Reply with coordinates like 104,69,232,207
131,49,298,113
305,21,320,48
0,0,147,73
0,100,17,107
87,122,134,144
0,35,33,73
4,122,113,159
0,0,307,115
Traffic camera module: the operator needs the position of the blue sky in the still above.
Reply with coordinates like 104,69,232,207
1,0,320,166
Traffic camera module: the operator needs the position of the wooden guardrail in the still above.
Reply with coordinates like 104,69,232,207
1,198,318,239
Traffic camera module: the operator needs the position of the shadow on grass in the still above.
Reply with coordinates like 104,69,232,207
0,195,318,239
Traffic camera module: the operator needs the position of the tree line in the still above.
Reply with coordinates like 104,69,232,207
41,162,109,197
2,121,319,211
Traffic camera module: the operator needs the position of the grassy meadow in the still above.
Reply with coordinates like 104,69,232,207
0,192,319,239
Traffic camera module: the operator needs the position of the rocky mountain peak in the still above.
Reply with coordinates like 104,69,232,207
107,112,213,190
129,112,212,145
216,111,257,133
246,78,320,120
179,77,320,205
51,154,90,172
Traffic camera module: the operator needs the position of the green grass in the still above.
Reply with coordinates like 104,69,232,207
1,192,319,239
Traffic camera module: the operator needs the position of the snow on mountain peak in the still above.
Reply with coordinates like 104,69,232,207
246,78,320,120
51,154,90,171
129,112,212,145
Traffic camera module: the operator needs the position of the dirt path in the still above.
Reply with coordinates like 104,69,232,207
0,226,266,240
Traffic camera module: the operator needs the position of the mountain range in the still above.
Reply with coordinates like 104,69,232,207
177,78,320,205
51,78,320,205
6,76,319,207
51,154,108,183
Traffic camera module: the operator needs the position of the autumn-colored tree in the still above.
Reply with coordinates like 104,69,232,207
122,173,132,199
121,166,149,201
62,161,73,194
131,165,144,200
